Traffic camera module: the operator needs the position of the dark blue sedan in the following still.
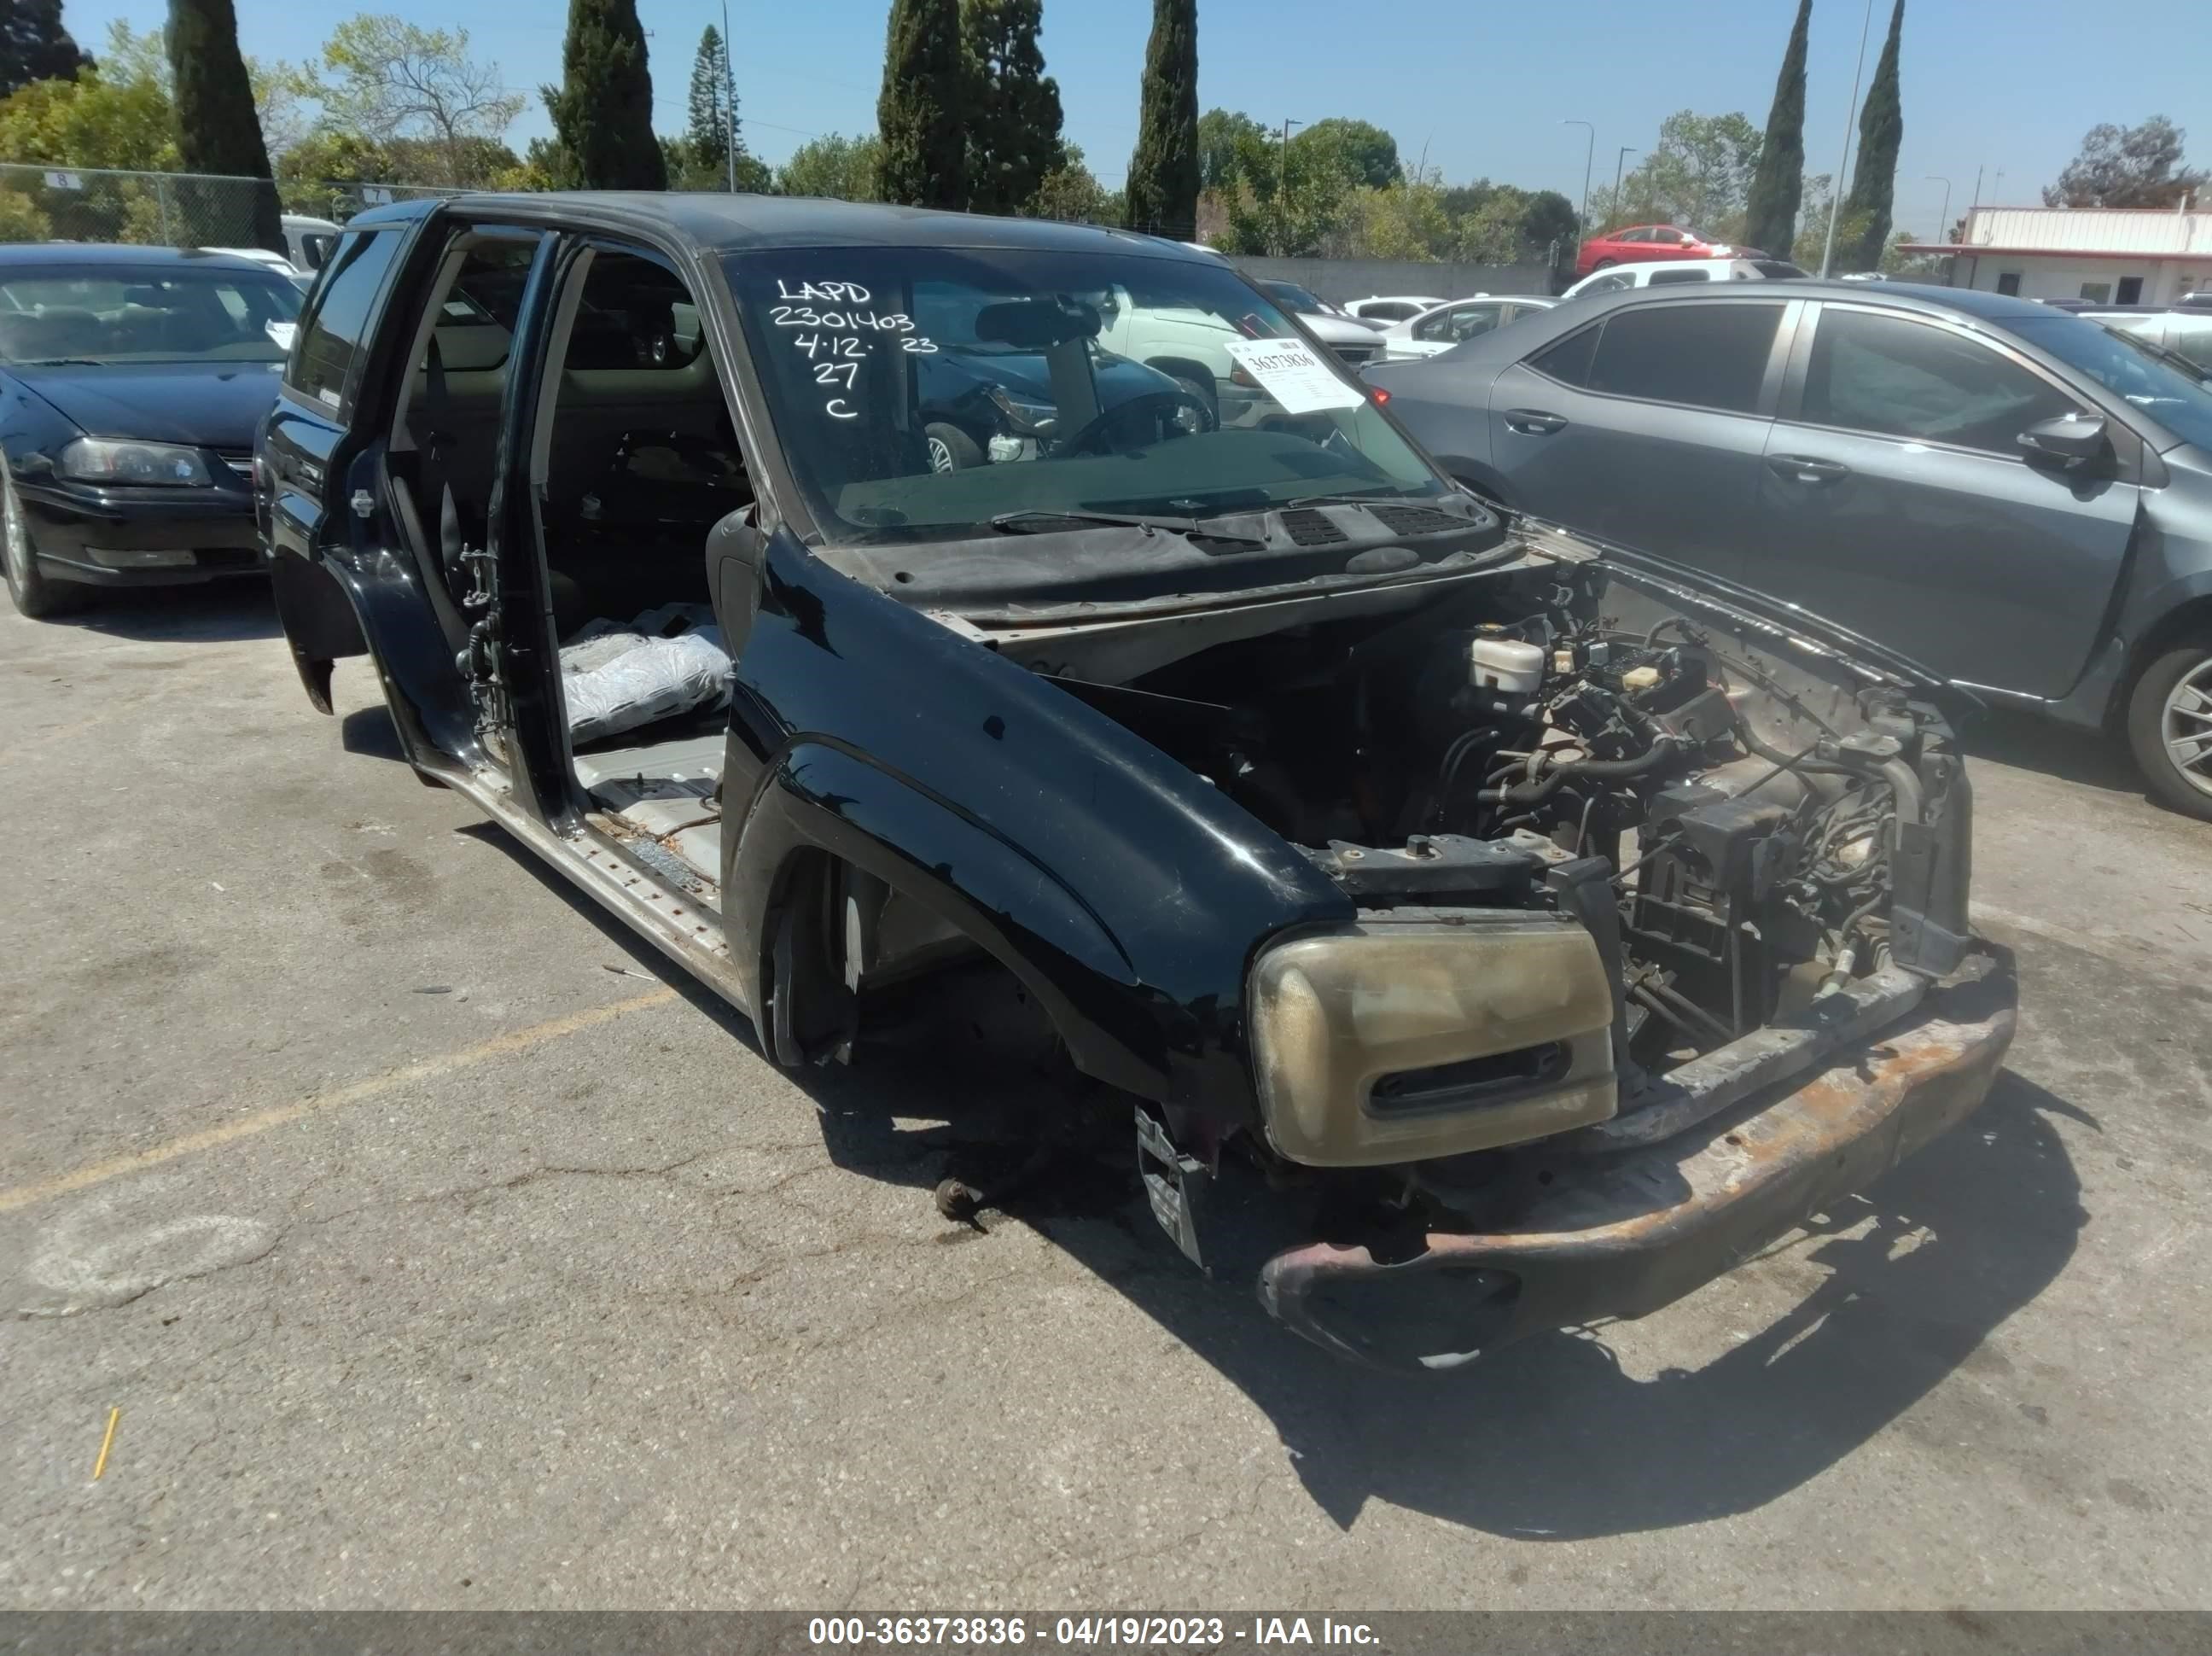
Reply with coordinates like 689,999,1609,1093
0,243,303,617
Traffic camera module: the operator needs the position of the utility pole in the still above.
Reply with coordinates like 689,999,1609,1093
1925,175,1952,242
722,0,738,192
1820,0,1877,277
1278,117,1303,257
1561,119,1594,237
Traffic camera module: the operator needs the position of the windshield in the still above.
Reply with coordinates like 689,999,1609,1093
0,265,303,364
726,247,1444,545
2010,313,2212,452
1262,280,1329,315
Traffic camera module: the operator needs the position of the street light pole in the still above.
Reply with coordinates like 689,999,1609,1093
1561,120,1594,237
1924,175,1952,241
1278,117,1303,257
1612,145,1637,205
1820,0,1877,277
722,0,737,192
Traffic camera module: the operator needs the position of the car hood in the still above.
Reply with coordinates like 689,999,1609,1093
1295,312,1383,342
11,359,288,448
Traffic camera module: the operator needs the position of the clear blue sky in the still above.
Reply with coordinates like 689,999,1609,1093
62,0,2212,236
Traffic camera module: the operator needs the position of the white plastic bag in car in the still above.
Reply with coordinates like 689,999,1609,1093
559,604,731,743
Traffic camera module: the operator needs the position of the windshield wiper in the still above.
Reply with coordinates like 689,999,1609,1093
987,509,1266,548
21,357,109,367
1283,490,1436,509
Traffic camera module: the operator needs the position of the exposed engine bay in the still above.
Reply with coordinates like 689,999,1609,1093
1012,548,1971,1085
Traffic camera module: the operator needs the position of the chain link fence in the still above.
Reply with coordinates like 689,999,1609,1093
0,164,469,253
0,163,287,249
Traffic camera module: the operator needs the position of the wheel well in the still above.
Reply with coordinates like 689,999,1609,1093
760,848,852,1066
2114,596,2212,726
1144,355,1216,397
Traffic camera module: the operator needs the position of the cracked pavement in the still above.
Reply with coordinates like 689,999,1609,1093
3,586,2209,1609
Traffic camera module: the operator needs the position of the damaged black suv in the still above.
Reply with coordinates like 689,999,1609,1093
258,195,2015,1372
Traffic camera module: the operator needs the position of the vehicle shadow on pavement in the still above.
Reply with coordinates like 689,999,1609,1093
464,823,2088,1540
51,580,280,644
1957,704,2145,797
835,1064,2087,1540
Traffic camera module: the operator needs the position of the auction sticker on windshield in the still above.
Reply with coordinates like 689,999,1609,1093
1225,335,1366,414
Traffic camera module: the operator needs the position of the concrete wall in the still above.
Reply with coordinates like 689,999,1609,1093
1228,255,1559,305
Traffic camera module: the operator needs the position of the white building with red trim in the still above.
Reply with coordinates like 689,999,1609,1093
1899,202,2209,305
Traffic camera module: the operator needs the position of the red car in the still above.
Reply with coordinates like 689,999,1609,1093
1574,224,1763,277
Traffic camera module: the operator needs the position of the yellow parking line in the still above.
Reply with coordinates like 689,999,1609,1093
0,987,678,1215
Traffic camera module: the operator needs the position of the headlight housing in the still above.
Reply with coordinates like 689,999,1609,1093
986,385,1057,437
57,438,215,487
1248,915,1618,1167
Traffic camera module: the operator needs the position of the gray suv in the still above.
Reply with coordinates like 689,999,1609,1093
1368,283,2212,819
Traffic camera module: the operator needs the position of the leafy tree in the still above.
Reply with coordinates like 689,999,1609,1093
1022,141,1115,223
289,16,523,188
1516,189,1577,255
543,0,665,190
1196,107,1262,192
1220,137,1359,257
777,132,882,201
1123,0,1197,238
166,0,281,251
1840,0,1903,271
876,0,964,207
963,0,1062,215
1742,0,1809,259
3,0,90,97
0,38,177,170
686,25,731,176
523,133,579,190
1791,173,1871,269
1292,117,1398,190
2043,115,2206,209
1601,110,1763,236
1353,173,1452,261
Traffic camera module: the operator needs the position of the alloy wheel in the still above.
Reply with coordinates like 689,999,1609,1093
927,436,955,474
1,471,26,588
2164,658,2212,799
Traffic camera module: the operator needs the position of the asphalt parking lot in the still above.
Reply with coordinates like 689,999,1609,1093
3,583,2209,1610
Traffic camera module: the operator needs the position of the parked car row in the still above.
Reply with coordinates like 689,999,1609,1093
1365,281,2212,819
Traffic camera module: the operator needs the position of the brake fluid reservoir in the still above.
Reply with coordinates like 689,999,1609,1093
1470,637,1545,695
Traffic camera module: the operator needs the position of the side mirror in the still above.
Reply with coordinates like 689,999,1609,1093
2017,413,2108,467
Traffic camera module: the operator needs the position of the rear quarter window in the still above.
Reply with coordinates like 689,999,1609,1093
288,227,405,411
1584,302,1785,413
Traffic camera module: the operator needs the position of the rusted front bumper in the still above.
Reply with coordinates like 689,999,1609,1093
1256,955,2017,1372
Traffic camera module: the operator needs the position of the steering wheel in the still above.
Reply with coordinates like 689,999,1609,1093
1054,387,1214,458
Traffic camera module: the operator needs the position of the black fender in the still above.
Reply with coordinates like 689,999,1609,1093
716,532,1354,1117
271,452,480,773
269,550,366,714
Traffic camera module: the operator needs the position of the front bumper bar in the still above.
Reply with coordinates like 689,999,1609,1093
1256,953,2017,1372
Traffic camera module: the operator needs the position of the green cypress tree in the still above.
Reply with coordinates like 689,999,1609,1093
543,0,667,191
963,0,1064,216
1742,0,1810,259
875,0,966,209
2,0,90,97
1123,0,1197,239
1842,0,1905,271
165,0,281,253
687,26,731,178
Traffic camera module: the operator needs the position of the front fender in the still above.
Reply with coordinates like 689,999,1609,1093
719,534,1355,1115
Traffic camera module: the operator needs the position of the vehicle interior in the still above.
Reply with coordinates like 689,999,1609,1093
383,231,754,901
